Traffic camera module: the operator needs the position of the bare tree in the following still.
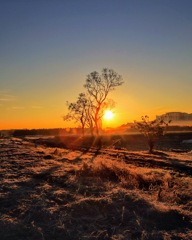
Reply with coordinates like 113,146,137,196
84,96,95,136
134,116,171,153
63,93,90,136
84,68,123,135
64,68,123,136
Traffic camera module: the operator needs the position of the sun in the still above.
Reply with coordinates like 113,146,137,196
104,110,114,120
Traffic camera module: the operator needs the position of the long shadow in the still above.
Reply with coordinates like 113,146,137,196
121,152,192,177
67,144,192,176
126,197,192,230
0,164,61,208
0,164,74,240
1,149,192,240
66,191,192,239
89,147,101,163
68,136,103,163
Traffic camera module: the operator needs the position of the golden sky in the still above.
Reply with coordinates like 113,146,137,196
1,1,192,130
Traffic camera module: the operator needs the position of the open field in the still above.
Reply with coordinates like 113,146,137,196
0,136,192,240
30,132,192,152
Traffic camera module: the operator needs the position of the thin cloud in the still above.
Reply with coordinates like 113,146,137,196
0,90,11,94
0,98,14,101
11,106,25,110
31,106,43,109
0,93,16,102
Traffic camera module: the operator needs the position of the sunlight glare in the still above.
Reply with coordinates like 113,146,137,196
104,110,114,120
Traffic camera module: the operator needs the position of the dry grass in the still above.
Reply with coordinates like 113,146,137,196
0,137,191,239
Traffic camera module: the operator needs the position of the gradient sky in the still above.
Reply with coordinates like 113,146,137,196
0,0,192,130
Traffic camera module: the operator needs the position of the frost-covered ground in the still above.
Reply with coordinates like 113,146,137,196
0,138,192,240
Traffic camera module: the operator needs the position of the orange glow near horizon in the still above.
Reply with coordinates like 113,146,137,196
1,107,192,130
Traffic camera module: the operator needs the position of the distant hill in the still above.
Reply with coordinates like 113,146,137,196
118,112,192,133
156,112,192,122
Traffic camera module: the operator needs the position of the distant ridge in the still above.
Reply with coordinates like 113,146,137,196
119,112,192,130
156,112,192,121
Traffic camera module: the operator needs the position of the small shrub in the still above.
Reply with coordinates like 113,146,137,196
134,116,171,153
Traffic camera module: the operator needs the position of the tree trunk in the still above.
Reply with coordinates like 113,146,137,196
82,127,85,136
95,123,99,135
90,127,94,136
81,118,85,136
148,140,154,153
94,105,101,135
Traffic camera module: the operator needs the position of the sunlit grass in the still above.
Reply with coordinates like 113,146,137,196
0,137,191,239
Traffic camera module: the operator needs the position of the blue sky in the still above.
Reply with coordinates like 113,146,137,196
0,0,192,129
